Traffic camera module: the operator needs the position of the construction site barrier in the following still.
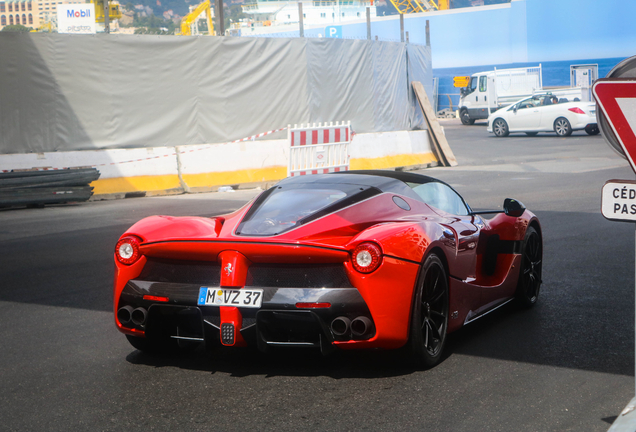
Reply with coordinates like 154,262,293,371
288,122,351,176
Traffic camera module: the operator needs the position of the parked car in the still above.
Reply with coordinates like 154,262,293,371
113,171,543,368
487,93,599,137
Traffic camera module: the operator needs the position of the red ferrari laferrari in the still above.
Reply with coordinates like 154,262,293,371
113,170,542,367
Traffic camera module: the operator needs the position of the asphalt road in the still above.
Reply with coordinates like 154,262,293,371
1,119,634,431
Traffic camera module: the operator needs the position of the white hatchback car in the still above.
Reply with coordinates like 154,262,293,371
487,94,598,137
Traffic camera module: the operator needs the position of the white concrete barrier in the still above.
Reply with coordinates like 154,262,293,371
0,130,439,198
349,130,437,171
0,147,182,197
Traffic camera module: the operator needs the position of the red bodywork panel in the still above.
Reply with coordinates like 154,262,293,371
114,187,540,348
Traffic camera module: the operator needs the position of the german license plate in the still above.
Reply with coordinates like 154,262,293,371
197,288,263,308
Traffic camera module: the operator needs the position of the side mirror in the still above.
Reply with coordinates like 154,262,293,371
503,198,525,217
513,105,518,113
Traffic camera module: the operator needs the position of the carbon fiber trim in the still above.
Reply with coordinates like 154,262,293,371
246,264,352,288
136,259,353,288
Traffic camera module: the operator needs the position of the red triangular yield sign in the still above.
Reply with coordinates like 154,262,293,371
593,78,636,173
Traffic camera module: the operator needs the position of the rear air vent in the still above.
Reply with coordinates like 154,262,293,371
246,264,352,288
138,258,221,285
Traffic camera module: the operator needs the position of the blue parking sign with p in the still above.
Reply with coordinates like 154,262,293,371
325,25,342,38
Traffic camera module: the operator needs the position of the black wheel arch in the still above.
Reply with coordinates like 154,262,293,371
527,218,543,243
424,246,450,278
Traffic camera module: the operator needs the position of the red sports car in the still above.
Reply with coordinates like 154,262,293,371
113,170,542,367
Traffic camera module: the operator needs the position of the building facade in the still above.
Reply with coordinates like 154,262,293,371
0,0,85,30
0,0,36,28
242,0,376,27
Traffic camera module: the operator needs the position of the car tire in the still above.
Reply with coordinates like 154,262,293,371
585,125,600,135
493,118,509,137
515,226,542,308
460,110,475,125
410,254,449,368
525,132,538,136
554,117,573,137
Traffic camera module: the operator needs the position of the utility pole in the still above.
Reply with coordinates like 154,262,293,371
298,2,304,37
426,19,430,46
104,0,109,33
215,0,224,35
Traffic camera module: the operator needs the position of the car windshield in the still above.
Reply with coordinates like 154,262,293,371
238,188,348,236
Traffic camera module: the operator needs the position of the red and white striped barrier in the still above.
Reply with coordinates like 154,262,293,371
288,122,351,177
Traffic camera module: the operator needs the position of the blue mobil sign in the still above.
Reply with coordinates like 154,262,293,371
325,25,342,38
57,3,96,34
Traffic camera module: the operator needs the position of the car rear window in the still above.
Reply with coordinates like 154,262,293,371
236,184,380,236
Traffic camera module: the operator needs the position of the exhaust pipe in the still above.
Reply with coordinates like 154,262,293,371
131,307,148,327
351,316,374,339
117,305,134,325
331,316,351,337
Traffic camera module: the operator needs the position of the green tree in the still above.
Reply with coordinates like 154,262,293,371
133,13,177,33
224,4,246,32
2,24,33,32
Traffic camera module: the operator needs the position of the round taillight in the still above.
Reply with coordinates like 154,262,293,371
115,236,141,265
351,242,382,274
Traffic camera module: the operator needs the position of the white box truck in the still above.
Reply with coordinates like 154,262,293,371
455,65,543,125
455,65,585,125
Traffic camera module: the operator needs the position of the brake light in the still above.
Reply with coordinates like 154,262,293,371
115,236,142,265
568,107,585,114
143,295,169,302
296,302,331,309
351,242,382,273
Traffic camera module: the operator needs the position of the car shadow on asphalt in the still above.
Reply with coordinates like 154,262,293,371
121,303,545,379
124,294,634,379
125,343,432,379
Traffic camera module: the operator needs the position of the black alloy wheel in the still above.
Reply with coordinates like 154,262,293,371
516,226,542,307
493,118,509,137
554,117,573,136
410,254,449,368
585,125,600,135
460,110,475,125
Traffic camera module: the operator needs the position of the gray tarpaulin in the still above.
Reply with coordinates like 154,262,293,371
0,33,432,154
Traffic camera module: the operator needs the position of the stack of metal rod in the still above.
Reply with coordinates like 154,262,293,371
0,167,100,208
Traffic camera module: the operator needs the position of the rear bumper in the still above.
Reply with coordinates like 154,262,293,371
115,256,421,351
117,281,376,350
571,117,597,130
